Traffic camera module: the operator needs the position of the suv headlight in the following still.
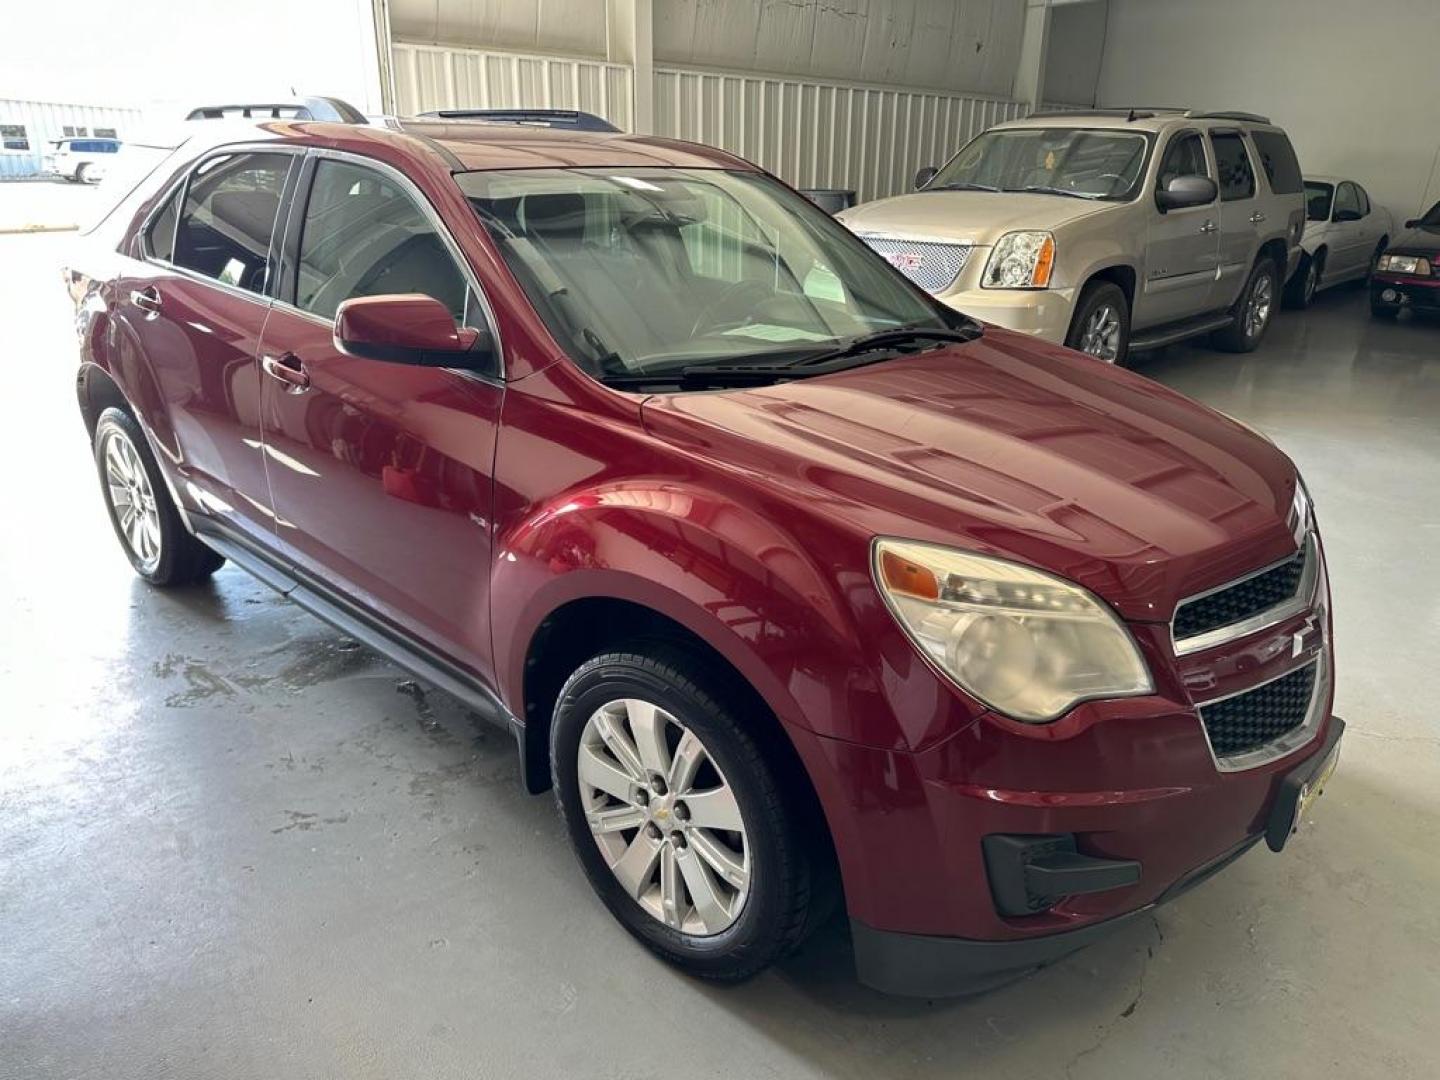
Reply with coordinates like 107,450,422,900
982,231,1056,289
873,539,1152,722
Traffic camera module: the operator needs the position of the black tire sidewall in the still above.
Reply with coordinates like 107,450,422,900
93,408,190,584
1065,281,1130,365
551,652,804,977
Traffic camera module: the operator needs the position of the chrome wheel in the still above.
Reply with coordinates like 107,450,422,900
578,698,750,935
1303,261,1319,304
1245,273,1274,339
1078,303,1123,362
103,430,162,572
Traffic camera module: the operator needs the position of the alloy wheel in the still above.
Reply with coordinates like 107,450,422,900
1079,303,1122,362
1303,261,1318,304
103,430,162,572
1245,273,1274,339
578,698,750,935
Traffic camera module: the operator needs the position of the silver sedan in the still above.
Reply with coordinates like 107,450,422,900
1286,175,1393,308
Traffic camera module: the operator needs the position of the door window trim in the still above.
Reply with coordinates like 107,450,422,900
272,146,505,384
136,143,304,310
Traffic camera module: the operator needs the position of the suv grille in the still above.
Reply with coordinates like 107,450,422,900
857,235,972,293
1200,662,1317,759
1174,545,1307,642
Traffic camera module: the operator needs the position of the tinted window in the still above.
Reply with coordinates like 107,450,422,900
1250,130,1302,194
1305,181,1334,222
1156,132,1210,193
1356,185,1371,215
174,152,292,294
1334,182,1362,219
145,186,181,262
296,159,469,325
1210,133,1255,201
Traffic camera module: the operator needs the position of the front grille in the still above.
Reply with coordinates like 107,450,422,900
1174,545,1307,641
857,235,972,293
1200,662,1317,758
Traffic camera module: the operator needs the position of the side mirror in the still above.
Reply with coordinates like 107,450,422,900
914,165,938,190
1156,175,1218,212
1404,218,1420,229
333,294,489,368
1333,209,1362,223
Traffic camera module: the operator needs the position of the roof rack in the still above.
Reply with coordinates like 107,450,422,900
417,108,620,133
1183,110,1272,124
185,97,367,123
1024,107,1185,122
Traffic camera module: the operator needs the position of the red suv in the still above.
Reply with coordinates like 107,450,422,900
66,109,1342,996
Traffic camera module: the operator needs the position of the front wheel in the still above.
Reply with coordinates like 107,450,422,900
551,647,822,982
1284,252,1321,309
1064,281,1131,365
1212,259,1279,353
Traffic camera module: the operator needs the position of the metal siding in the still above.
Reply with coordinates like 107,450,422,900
391,41,1026,203
0,99,143,179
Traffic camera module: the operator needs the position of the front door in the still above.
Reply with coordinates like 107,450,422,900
1138,129,1220,327
113,149,297,540
1208,130,1262,309
257,154,503,675
1329,182,1367,278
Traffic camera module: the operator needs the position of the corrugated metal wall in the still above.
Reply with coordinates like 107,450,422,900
393,43,634,132
0,99,144,179
391,42,1026,203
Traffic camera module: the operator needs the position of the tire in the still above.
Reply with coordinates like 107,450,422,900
75,164,88,184
1284,250,1321,309
551,645,822,983
93,407,225,586
1064,280,1131,365
1367,237,1389,283
1212,258,1279,353
1370,301,1400,320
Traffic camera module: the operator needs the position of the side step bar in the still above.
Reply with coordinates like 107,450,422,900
1130,312,1235,353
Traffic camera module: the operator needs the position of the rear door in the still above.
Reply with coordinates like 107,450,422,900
112,148,299,542
1139,128,1221,327
256,151,503,674
1207,129,1262,307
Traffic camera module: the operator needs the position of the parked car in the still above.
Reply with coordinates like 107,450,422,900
1284,176,1392,307
64,108,1342,996
43,136,121,183
1371,200,1440,319
836,109,1307,365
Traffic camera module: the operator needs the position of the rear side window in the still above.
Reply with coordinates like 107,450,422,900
1356,185,1371,215
173,152,292,294
144,186,181,262
295,158,469,325
1249,131,1303,194
1210,133,1255,202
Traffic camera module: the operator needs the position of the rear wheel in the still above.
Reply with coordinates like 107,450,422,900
1064,281,1130,365
1212,258,1278,352
93,407,225,586
551,646,823,982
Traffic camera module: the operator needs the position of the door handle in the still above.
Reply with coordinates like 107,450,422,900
130,285,162,312
1249,211,1267,224
1200,220,1218,233
261,352,311,393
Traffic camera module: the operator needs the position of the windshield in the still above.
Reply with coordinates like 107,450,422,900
928,127,1150,200
1419,201,1440,228
1305,181,1335,222
458,167,953,383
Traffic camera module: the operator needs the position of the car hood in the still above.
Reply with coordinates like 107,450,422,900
641,330,1299,622
1389,220,1440,254
836,190,1115,246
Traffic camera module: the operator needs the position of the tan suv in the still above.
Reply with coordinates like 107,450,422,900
837,109,1306,365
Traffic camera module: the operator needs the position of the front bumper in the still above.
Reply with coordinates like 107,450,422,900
852,716,1345,996
1371,273,1440,312
934,284,1078,342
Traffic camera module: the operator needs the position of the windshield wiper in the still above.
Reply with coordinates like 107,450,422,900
1004,185,1102,200
933,181,1001,192
789,324,981,367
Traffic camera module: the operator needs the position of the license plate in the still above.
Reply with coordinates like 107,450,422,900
1293,743,1341,831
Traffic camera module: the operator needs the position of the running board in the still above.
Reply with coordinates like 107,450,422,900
1130,313,1235,352
192,519,541,792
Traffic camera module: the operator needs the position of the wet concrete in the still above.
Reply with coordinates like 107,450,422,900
2,229,1436,1078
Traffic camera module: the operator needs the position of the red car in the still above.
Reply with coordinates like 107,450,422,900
66,108,1342,996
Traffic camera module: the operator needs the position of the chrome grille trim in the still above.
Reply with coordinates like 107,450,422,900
1194,655,1329,773
855,234,973,293
1171,532,1319,656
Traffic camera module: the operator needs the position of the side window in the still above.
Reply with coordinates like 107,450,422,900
1356,185,1371,216
173,152,292,294
1249,130,1303,194
144,185,182,262
1210,133,1255,202
1,124,29,151
1334,182,1362,220
95,127,118,139
296,158,471,326
1155,132,1209,193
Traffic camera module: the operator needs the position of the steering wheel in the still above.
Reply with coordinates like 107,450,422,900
690,279,774,337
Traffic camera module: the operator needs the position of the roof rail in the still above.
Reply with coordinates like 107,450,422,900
1025,107,1185,122
1184,110,1272,124
185,97,368,123
418,108,620,133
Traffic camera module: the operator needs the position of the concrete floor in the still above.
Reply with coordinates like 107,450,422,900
3,227,1437,1079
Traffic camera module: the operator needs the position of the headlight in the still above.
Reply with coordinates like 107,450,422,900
1290,476,1314,542
872,539,1152,722
1376,254,1432,276
982,231,1056,289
